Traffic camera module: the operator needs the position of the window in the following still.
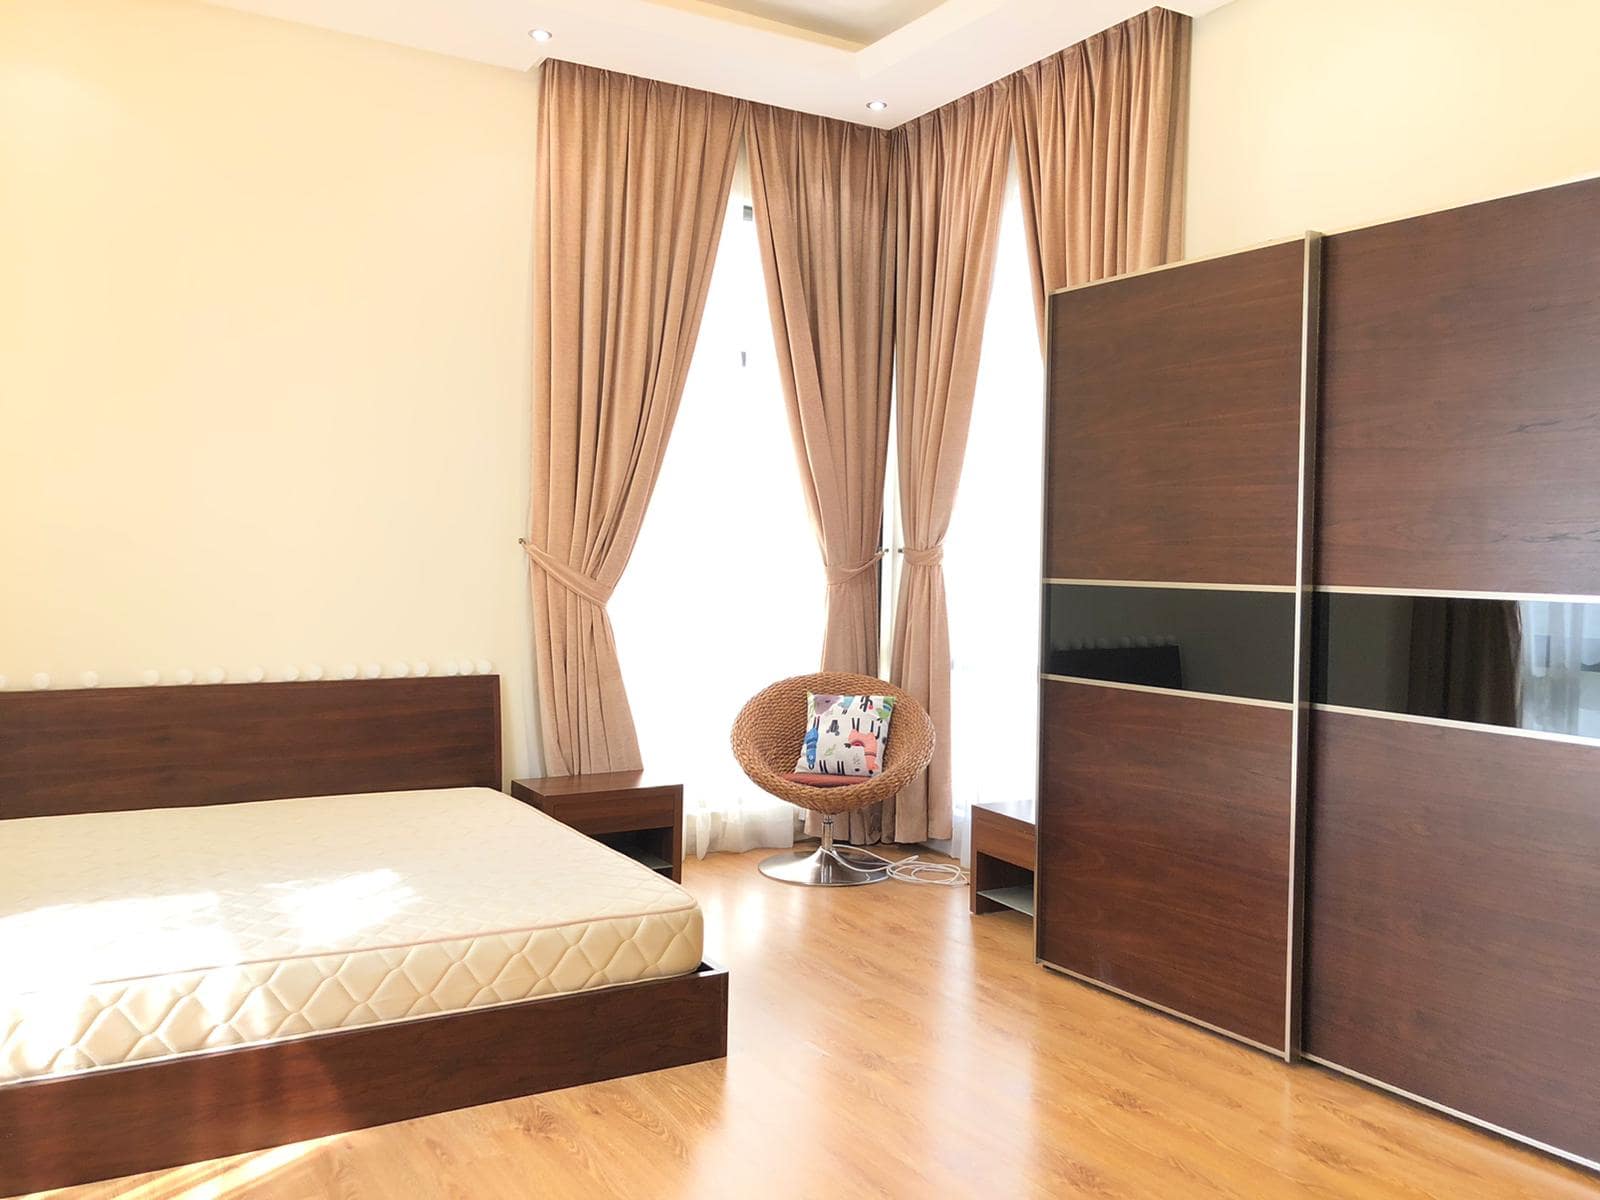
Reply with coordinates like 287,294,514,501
621,163,1045,862
610,165,820,858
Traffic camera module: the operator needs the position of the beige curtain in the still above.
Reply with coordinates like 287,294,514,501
1011,6,1191,342
746,104,897,843
885,88,1012,844
527,61,746,775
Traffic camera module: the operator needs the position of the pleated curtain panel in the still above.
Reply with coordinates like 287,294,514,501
525,9,1191,827
1012,6,1191,342
526,61,746,775
885,87,1012,844
746,106,899,677
745,105,898,844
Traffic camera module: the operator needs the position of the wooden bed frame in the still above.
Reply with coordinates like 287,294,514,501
0,676,729,1196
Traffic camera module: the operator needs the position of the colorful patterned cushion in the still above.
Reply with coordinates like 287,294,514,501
794,693,895,779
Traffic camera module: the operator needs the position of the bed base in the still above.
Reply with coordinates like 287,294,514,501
0,960,727,1195
0,676,728,1194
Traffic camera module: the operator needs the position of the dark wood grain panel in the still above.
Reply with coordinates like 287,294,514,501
514,787,680,838
1036,680,1292,1049
0,963,729,1196
971,801,1036,869
0,675,501,819
1318,177,1600,593
1046,239,1306,586
1304,710,1600,1162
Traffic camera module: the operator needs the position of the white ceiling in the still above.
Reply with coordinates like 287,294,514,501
207,0,1231,127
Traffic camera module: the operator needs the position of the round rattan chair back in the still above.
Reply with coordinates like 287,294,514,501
729,672,935,818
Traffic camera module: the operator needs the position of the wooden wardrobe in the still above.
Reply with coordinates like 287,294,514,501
1035,176,1600,1169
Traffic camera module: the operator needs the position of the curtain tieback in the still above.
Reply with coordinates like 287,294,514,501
901,545,944,568
825,549,886,588
519,538,613,605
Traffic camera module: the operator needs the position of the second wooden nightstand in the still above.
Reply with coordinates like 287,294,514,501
509,771,685,883
971,799,1036,918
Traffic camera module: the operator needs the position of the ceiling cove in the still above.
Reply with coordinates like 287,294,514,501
208,0,1229,126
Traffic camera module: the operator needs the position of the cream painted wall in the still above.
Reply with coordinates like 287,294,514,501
0,0,544,777
1186,0,1600,257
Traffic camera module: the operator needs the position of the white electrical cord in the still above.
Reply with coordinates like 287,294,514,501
836,845,968,886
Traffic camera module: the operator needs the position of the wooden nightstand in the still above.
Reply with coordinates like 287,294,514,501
971,799,1036,917
509,771,685,883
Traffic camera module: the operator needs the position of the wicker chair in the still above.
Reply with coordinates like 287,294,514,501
730,671,935,886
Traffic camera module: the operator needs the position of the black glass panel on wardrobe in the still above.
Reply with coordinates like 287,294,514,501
1041,583,1296,703
1312,591,1600,739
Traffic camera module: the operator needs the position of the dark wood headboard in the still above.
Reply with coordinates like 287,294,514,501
0,675,502,820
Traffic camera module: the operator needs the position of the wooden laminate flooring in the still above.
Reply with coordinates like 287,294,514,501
24,849,1600,1199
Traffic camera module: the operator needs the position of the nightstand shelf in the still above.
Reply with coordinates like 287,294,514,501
593,829,674,877
976,885,1035,918
618,848,673,875
509,771,685,883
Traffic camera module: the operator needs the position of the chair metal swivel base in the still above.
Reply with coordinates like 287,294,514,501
759,817,888,886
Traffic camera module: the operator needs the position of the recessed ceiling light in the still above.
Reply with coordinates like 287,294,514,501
866,99,888,112
528,28,553,42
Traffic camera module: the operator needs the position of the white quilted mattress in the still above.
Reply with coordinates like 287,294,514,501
0,787,703,1084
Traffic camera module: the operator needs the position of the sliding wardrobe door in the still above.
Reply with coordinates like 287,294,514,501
1036,237,1320,1057
1306,177,1600,1166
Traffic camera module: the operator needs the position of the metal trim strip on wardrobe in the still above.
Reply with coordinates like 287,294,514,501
1040,961,1286,1058
1302,1055,1600,1174
1311,703,1600,750
1040,674,1294,710
1315,583,1600,605
1043,578,1298,593
1032,289,1060,968
1282,231,1323,1063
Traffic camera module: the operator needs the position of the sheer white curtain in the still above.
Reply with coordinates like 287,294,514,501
933,169,1045,862
1520,601,1600,739
610,161,819,859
